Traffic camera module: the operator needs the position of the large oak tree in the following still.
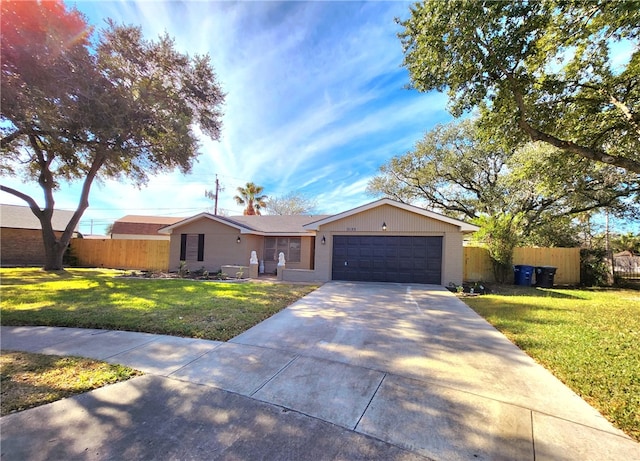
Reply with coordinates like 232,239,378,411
367,119,639,280
399,0,640,173
1,1,225,269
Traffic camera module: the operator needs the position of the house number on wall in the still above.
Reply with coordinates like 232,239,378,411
346,227,357,231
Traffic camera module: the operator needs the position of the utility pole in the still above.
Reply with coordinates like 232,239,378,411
214,175,220,215
205,174,223,215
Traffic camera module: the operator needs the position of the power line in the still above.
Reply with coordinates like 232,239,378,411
82,207,205,211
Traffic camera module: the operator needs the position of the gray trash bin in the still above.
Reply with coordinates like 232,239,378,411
535,266,557,288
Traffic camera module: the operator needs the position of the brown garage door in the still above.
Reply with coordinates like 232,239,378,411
331,236,442,284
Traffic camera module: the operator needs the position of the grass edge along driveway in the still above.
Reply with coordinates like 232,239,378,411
462,286,639,443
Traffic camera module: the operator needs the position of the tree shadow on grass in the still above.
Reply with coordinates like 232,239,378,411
1,274,316,341
0,268,120,286
0,350,139,416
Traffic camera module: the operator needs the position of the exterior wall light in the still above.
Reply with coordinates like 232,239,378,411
321,235,326,245
382,222,387,231
236,236,241,244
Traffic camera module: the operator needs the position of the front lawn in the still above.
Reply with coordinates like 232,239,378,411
462,286,640,442
0,268,318,341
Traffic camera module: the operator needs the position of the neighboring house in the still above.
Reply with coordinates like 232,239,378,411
159,199,479,285
614,251,640,277
0,204,78,266
110,215,184,240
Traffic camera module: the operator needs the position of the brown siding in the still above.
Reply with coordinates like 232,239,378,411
320,204,459,233
313,204,466,285
442,232,463,286
169,219,242,272
110,222,167,236
167,218,314,273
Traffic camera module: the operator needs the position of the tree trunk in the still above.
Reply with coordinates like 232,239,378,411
1,152,105,271
41,229,67,271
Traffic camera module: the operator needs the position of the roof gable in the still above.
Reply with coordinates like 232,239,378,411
229,215,331,234
158,213,330,235
303,199,479,233
111,215,185,236
115,215,185,225
159,200,478,235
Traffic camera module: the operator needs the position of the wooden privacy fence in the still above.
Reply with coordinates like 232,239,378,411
71,239,170,272
70,239,580,284
464,246,581,285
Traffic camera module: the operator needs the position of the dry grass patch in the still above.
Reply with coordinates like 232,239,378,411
0,351,141,415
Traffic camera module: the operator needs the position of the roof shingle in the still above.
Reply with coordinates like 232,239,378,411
0,204,77,232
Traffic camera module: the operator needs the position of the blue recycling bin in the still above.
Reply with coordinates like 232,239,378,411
514,265,534,286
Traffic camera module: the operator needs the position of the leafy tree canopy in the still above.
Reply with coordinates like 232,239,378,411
399,0,640,173
265,192,318,215
367,119,639,245
1,0,225,269
611,232,640,254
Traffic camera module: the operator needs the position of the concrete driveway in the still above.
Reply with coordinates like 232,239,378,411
1,282,638,460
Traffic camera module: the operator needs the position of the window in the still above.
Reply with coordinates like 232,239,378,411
180,234,204,261
264,237,301,263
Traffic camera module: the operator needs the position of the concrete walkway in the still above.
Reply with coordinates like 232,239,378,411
1,282,638,460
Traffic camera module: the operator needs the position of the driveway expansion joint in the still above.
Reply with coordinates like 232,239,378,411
249,353,299,397
167,341,225,377
354,372,387,431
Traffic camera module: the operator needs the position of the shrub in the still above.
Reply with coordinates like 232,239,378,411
580,249,611,287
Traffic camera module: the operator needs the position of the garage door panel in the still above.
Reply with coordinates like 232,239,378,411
332,235,442,284
399,260,414,270
372,259,387,272
359,259,371,269
412,237,427,248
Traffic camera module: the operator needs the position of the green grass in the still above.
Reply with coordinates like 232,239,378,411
0,350,141,415
0,268,318,341
463,286,640,442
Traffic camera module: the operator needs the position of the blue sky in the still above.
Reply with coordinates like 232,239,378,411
3,0,454,234
1,1,635,236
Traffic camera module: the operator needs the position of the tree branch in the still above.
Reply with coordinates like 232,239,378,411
0,185,41,213
0,129,24,148
60,152,107,243
508,76,640,173
607,93,640,137
28,135,56,214
575,81,640,136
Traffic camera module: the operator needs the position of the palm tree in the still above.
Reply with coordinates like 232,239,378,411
234,182,268,215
